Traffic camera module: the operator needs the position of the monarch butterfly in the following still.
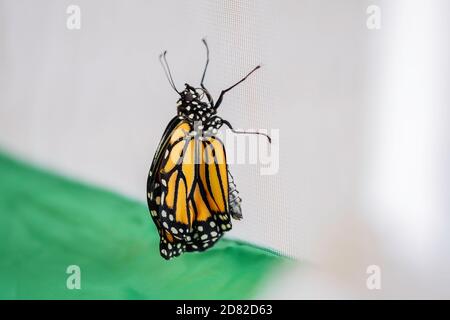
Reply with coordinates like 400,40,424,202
147,39,270,260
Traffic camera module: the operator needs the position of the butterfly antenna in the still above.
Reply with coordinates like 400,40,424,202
200,38,210,88
159,50,180,94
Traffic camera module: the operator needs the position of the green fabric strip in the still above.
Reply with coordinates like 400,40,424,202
0,152,285,299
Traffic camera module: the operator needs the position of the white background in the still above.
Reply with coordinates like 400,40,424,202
1,0,449,298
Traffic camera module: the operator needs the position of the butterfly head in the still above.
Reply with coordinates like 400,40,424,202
176,84,216,122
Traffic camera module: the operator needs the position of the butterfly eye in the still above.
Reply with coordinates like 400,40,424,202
184,91,193,101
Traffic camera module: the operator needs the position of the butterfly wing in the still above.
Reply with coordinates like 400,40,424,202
185,136,232,252
147,118,232,259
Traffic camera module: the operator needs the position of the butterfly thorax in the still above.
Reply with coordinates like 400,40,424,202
177,84,216,122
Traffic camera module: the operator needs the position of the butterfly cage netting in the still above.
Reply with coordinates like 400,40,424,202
0,0,449,299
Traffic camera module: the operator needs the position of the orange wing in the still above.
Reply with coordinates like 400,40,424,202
147,119,232,259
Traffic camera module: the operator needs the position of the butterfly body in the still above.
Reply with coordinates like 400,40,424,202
147,40,269,259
